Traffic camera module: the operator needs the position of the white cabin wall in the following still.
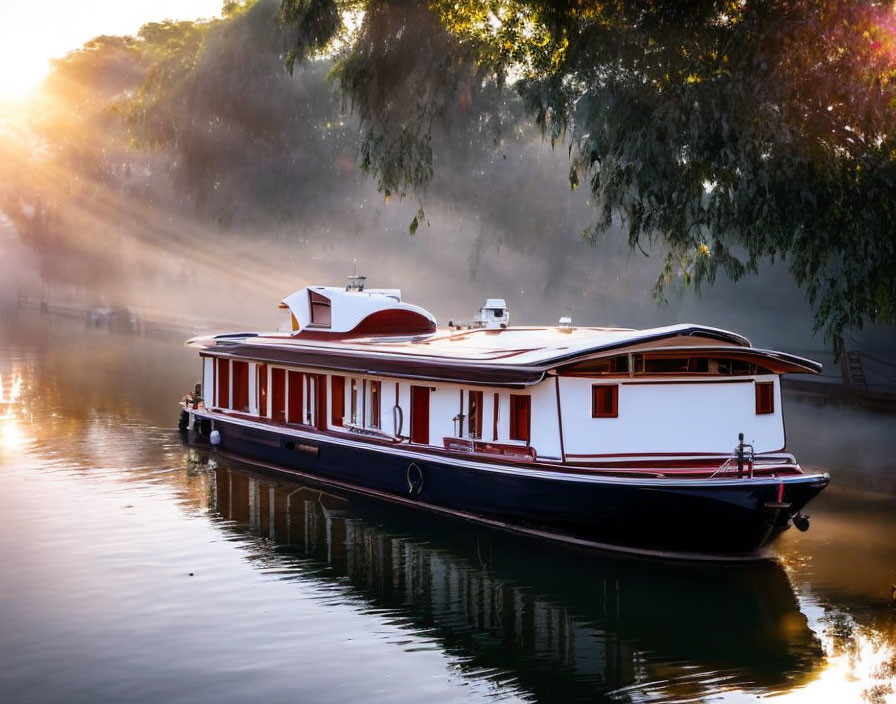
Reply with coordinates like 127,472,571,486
558,375,785,455
496,392,510,440
202,358,214,406
529,380,562,459
382,380,400,435
248,362,258,415
397,382,411,437
482,392,496,441
429,385,458,445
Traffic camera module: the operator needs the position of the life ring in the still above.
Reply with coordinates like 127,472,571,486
406,462,424,497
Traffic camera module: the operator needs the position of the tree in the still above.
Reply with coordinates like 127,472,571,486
280,0,896,352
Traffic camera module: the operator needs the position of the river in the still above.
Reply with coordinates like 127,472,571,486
1,311,894,703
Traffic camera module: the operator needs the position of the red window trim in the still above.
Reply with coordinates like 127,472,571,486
755,381,774,415
232,361,250,412
368,380,381,428
271,367,286,422
257,363,268,417
216,358,230,409
592,384,619,418
309,291,332,327
331,375,345,426
410,385,430,444
287,370,303,424
509,394,531,444
468,390,483,439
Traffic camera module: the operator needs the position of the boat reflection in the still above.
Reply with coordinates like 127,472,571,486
202,455,823,702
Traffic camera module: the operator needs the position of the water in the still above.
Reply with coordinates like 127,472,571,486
1,312,894,703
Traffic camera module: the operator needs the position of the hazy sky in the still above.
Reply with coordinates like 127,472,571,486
0,0,224,100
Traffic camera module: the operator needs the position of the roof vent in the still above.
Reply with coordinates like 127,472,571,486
557,316,573,332
476,298,509,329
346,275,367,292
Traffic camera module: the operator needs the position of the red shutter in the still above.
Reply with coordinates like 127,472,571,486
271,368,286,421
314,374,327,430
591,385,618,418
755,381,774,414
216,358,229,409
287,371,303,424
331,375,345,426
410,386,430,444
232,361,249,412
509,394,530,443
468,390,483,438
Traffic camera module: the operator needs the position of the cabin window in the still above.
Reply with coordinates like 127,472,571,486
367,380,381,428
731,359,753,375
257,364,268,417
311,374,327,430
271,368,286,422
232,361,250,412
492,393,499,441
509,394,530,444
592,385,619,418
287,371,303,424
331,376,345,426
305,374,315,424
468,390,483,439
309,291,331,327
216,358,230,408
350,379,359,423
756,381,774,415
410,386,430,444
644,357,690,374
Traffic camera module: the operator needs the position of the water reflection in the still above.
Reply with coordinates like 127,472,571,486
2,311,895,703
201,457,823,702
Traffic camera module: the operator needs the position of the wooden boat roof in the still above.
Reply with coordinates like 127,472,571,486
187,322,822,388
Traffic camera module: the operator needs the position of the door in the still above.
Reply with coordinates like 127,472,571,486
410,385,430,444
287,371,303,424
271,368,286,421
509,394,530,444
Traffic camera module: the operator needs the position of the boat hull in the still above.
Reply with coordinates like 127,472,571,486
186,410,829,559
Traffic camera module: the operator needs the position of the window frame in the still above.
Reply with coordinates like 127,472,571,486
467,390,483,439
591,384,619,418
755,381,775,415
331,375,345,426
270,367,286,422
308,291,332,327
509,394,531,444
368,380,381,428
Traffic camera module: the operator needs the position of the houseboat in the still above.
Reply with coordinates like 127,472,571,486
181,276,830,559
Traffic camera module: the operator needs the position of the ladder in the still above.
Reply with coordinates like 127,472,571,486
841,350,868,391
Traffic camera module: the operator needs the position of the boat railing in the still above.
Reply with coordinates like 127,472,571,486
342,421,402,443
710,435,802,479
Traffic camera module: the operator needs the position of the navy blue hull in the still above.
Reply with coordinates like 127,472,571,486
192,413,829,558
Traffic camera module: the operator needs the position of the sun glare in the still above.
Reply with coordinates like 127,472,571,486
0,53,50,102
0,0,224,102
